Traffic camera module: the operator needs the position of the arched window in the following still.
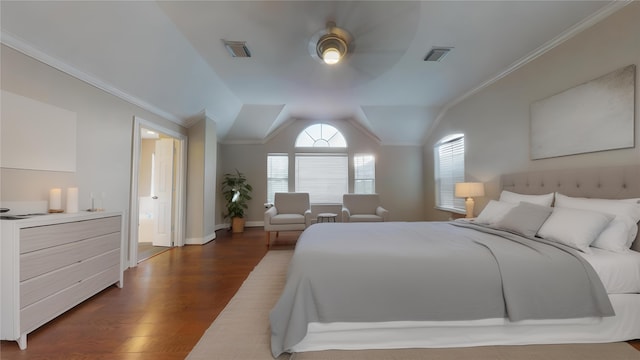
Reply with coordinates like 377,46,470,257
434,134,465,212
293,124,348,203
295,123,347,148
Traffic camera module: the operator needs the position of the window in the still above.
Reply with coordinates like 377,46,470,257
354,154,375,194
295,154,348,203
434,134,465,212
295,123,347,148
294,124,348,203
267,154,288,203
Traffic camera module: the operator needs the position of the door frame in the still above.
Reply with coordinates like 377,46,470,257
129,116,187,268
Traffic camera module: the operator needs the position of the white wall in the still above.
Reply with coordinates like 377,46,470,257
423,3,640,221
218,118,424,226
0,45,187,261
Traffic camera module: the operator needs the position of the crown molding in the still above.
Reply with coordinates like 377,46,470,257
1,31,185,126
346,114,382,146
219,138,265,145
423,0,632,146
261,116,296,145
183,109,208,129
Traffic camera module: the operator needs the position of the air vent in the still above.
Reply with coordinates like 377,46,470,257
223,40,251,58
424,47,452,62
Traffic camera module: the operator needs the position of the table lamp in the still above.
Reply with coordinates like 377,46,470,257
455,182,485,218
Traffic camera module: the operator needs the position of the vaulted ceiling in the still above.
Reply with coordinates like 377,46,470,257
0,1,624,145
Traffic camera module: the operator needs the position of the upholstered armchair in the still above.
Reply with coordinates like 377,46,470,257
264,192,312,247
342,194,389,222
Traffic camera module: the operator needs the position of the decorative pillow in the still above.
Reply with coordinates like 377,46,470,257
494,202,553,237
555,193,640,252
537,208,613,253
499,190,554,207
476,200,517,225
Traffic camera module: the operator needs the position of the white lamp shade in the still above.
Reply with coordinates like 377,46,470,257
455,182,485,198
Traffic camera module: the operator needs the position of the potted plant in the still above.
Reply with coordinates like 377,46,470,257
221,169,253,233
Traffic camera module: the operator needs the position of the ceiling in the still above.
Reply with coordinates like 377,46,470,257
0,1,624,145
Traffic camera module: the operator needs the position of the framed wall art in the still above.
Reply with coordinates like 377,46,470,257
530,64,635,160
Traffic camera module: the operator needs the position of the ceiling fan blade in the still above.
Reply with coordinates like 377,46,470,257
340,2,421,80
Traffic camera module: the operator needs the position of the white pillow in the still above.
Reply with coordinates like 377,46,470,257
476,200,517,225
538,208,613,253
555,193,640,252
499,190,554,207
591,216,638,252
555,193,640,220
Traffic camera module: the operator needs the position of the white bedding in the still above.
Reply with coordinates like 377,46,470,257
292,294,640,352
289,247,640,354
580,248,640,294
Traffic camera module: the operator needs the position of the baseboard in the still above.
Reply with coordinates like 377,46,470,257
215,221,264,230
185,231,216,245
215,223,229,231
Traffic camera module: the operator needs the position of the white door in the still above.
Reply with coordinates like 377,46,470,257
152,138,174,247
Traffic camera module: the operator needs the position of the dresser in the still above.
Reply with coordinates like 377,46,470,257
0,211,124,349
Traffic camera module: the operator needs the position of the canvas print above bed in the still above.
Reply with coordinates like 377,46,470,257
530,64,635,160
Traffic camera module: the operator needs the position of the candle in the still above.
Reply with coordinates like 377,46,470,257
66,187,79,213
49,188,62,210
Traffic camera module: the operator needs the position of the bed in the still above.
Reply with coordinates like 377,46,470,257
269,165,640,357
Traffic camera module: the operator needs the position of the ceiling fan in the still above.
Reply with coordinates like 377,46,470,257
299,1,421,84
310,21,353,65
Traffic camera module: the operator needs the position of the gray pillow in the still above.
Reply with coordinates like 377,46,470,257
494,202,553,237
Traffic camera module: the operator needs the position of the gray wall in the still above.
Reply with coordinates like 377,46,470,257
218,118,424,226
186,117,218,244
423,4,640,221
0,44,187,262
204,116,218,238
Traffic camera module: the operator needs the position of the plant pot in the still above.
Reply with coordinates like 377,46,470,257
231,217,245,233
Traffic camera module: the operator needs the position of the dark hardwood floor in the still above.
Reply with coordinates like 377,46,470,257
1,227,638,358
0,227,298,359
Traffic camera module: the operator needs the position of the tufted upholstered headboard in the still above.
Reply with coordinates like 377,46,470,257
501,164,640,252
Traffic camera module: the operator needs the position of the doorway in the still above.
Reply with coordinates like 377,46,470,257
138,134,174,261
130,117,187,267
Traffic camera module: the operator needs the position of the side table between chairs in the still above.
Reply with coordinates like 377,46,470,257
317,213,337,223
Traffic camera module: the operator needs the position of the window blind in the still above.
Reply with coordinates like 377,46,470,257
354,154,375,194
295,154,348,203
267,154,288,203
435,135,465,211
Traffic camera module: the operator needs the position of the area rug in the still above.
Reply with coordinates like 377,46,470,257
186,249,293,360
290,343,640,360
187,250,639,360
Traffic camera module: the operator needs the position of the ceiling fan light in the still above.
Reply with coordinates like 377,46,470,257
322,48,342,64
316,33,348,65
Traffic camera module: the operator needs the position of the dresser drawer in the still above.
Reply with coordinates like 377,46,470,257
20,265,120,334
20,232,120,281
20,249,120,308
20,216,121,254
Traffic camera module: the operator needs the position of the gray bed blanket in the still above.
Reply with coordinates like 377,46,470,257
269,221,614,357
